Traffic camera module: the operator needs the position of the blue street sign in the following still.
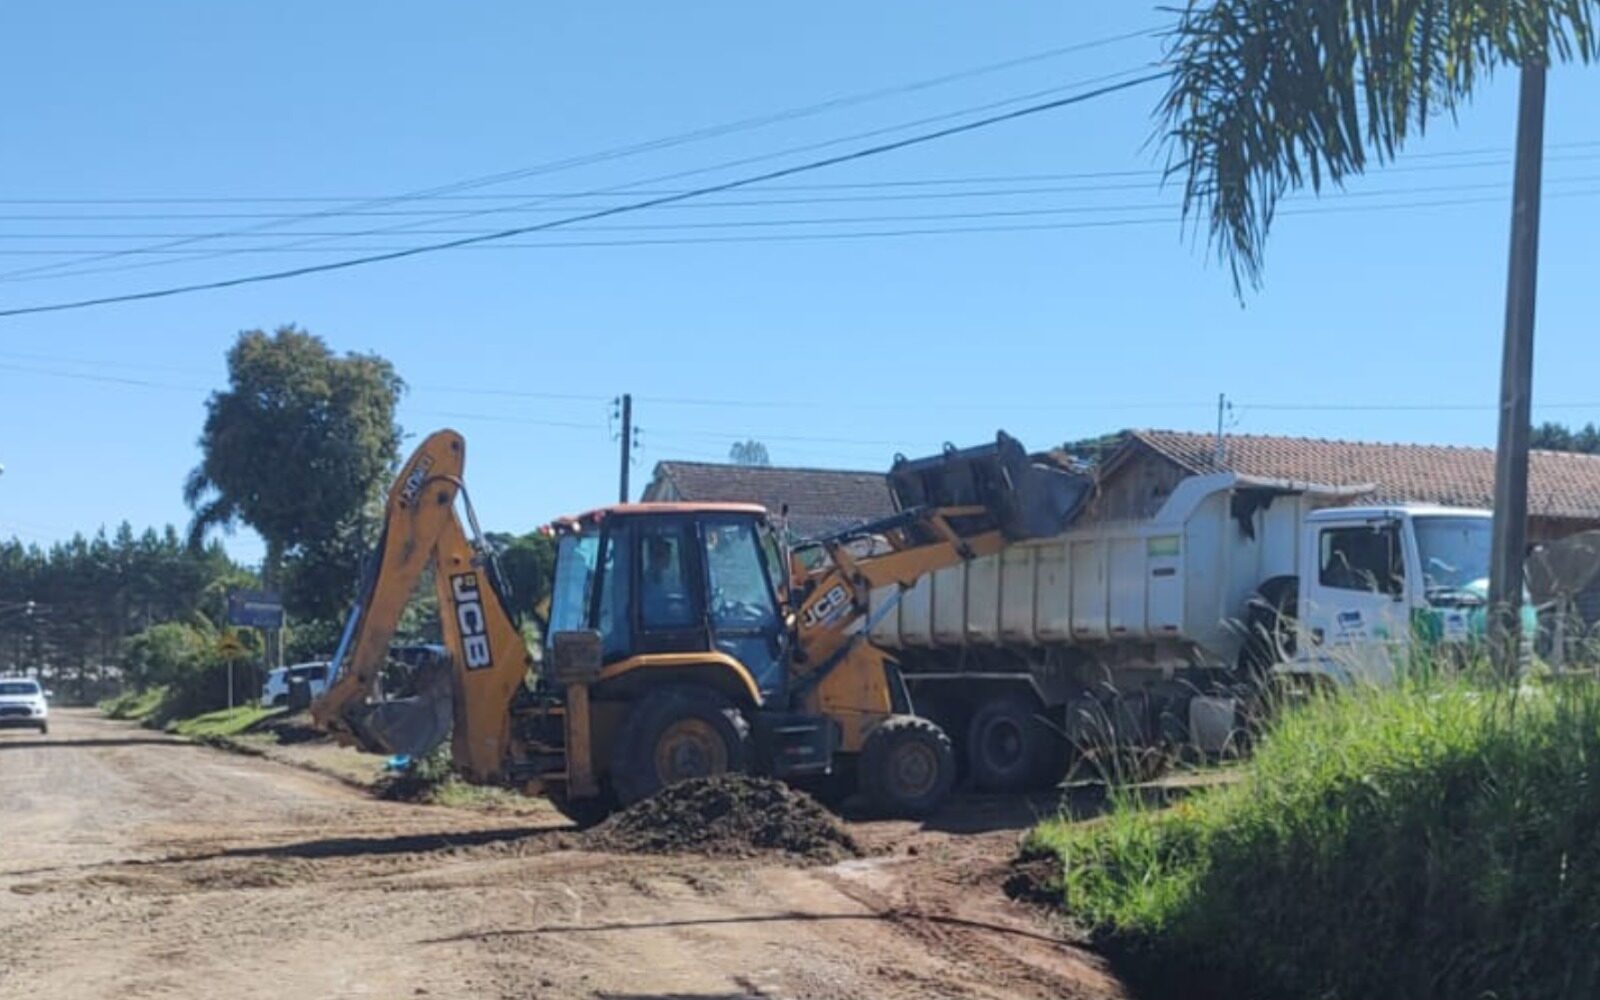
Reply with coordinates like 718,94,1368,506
227,590,284,629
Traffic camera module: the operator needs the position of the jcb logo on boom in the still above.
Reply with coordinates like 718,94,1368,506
450,573,492,669
801,585,850,631
398,454,435,507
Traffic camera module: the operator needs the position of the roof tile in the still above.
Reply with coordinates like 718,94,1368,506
1129,429,1600,520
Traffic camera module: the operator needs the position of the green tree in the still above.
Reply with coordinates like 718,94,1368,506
184,326,404,619
729,439,771,466
487,530,556,617
1163,1,1600,290
1531,420,1600,453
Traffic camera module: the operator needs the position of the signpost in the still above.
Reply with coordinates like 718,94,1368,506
226,590,284,708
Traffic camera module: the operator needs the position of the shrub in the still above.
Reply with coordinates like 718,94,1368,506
120,621,258,725
1028,679,1600,1000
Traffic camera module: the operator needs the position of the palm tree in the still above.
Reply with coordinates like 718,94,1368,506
1161,1,1600,672
1161,0,1597,290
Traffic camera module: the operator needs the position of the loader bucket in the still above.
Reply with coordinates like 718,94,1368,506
888,432,1091,541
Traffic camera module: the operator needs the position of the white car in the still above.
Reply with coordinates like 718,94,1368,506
0,678,49,734
261,661,332,707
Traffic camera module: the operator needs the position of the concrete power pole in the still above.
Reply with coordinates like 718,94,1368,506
1488,58,1547,677
617,393,633,503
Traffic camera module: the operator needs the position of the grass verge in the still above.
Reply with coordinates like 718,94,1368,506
1025,679,1600,1000
99,686,167,722
168,704,281,739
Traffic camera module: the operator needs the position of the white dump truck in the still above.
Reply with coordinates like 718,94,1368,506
869,470,1505,790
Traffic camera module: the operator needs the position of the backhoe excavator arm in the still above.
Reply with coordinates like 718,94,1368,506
311,429,532,783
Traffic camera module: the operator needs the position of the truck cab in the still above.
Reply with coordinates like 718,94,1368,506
1292,505,1509,683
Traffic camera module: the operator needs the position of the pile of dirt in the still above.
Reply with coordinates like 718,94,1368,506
587,775,861,863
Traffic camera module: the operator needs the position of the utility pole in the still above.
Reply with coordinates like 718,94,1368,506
1213,393,1228,466
1488,58,1547,678
617,393,633,503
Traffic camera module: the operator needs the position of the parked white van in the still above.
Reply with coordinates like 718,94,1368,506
261,662,331,707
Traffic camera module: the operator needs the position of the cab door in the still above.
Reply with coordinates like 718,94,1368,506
629,517,710,655
699,515,786,698
1300,516,1410,683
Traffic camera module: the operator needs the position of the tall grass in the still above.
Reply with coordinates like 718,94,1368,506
1028,678,1600,999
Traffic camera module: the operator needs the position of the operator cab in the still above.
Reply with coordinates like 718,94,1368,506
546,503,791,698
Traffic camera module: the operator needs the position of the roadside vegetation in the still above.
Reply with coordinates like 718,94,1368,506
1026,675,1600,1000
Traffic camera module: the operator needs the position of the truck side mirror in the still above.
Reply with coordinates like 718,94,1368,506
550,630,603,685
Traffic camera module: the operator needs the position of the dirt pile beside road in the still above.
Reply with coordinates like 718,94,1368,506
588,775,861,863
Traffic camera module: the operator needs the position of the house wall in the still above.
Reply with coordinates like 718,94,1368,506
1080,448,1189,525
639,476,680,503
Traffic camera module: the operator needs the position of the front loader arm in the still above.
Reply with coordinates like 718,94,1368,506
311,429,532,783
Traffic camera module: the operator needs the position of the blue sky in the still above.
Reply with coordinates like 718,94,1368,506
2,2,1598,566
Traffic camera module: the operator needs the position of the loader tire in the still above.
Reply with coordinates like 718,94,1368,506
548,789,613,829
860,715,954,818
610,685,750,807
966,692,1063,793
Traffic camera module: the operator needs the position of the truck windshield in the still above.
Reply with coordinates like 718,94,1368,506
0,681,39,695
1414,516,1492,603
548,530,601,634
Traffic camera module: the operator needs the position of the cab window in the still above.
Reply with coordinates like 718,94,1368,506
703,517,780,632
637,521,697,630
1320,524,1404,596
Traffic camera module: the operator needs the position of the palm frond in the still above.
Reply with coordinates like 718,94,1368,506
1162,0,1600,293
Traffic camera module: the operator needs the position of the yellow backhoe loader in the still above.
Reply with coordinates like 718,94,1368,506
312,429,1088,819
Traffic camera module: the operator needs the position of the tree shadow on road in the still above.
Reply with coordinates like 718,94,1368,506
179,825,571,863
418,908,1063,946
0,736,176,750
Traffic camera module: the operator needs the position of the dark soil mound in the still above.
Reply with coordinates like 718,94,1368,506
250,710,327,745
587,775,861,864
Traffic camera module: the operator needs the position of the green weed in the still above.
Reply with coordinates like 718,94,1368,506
1027,678,1600,999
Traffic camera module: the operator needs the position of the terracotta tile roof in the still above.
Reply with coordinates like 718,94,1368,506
642,461,896,538
1125,429,1600,521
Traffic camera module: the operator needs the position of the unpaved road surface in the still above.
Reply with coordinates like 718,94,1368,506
0,710,1126,1000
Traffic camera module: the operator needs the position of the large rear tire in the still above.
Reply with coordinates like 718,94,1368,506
966,692,1063,792
610,685,750,807
860,715,955,818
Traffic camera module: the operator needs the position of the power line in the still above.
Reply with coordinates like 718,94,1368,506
11,65,1160,288
13,140,1600,208
0,27,1159,284
0,72,1166,319
5,184,1600,260
16,165,1600,238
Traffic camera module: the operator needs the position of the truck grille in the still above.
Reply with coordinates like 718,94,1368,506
0,705,32,718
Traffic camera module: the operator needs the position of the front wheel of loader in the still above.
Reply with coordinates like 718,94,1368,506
611,685,750,807
860,715,955,818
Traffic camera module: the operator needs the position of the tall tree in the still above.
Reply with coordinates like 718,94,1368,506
1162,1,1599,291
185,326,404,619
728,439,771,467
1531,420,1600,453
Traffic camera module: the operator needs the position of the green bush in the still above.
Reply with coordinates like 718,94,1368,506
120,621,258,726
1028,679,1600,1000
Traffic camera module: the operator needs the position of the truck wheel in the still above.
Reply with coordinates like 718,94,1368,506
1240,577,1298,683
610,685,750,807
37,721,48,736
860,715,955,818
966,693,1061,792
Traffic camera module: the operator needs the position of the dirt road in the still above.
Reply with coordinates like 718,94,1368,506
0,710,1126,1000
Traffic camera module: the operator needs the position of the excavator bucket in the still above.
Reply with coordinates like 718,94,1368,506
342,657,456,760
888,431,1091,541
